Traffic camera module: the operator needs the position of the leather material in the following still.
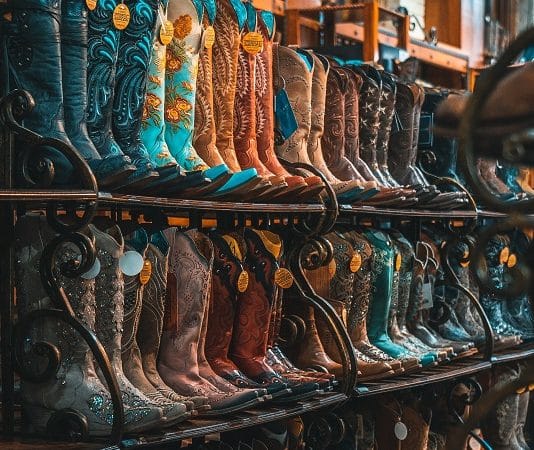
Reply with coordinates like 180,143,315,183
205,232,264,389
229,229,288,385
159,229,260,412
342,230,403,371
137,235,206,408
321,65,370,184
212,0,246,172
164,0,211,172
62,0,134,187
141,0,179,170
477,158,514,195
111,0,163,187
194,6,228,168
255,14,308,192
91,222,164,432
364,229,420,370
401,405,431,450
1,0,74,185
15,215,121,436
121,229,188,422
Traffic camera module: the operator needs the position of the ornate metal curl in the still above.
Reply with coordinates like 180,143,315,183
459,27,534,213
286,237,358,396
0,89,98,230
439,235,495,359
279,159,339,236
13,231,124,443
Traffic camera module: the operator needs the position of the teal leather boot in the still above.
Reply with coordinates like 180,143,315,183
364,229,421,370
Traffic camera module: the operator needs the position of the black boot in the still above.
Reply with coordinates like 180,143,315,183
1,0,74,186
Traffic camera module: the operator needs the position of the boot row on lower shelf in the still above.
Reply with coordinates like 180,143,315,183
14,215,334,437
281,226,533,383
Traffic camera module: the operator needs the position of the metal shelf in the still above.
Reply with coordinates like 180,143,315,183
491,344,534,365
354,357,491,397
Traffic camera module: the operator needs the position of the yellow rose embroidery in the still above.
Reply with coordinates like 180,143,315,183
174,15,192,40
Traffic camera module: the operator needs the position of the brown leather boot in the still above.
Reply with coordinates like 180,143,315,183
158,228,264,414
136,232,207,410
342,230,404,373
255,12,318,200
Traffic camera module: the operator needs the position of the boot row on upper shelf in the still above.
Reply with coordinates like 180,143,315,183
2,0,495,208
15,215,334,437
283,226,533,382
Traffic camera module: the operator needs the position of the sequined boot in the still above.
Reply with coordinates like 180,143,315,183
91,222,165,432
15,215,119,436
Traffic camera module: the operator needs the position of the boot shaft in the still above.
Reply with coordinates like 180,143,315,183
274,46,314,165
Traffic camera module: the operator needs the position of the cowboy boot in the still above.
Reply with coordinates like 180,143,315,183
159,229,262,414
136,231,207,409
304,52,371,203
388,238,438,366
14,215,128,436
255,12,316,199
516,392,531,450
231,229,320,397
309,232,395,380
62,0,135,188
401,405,432,450
164,0,231,188
87,0,159,191
1,0,74,186
481,366,522,450
120,229,189,423
364,229,420,371
341,230,403,373
90,222,165,431
321,64,384,203
392,233,453,360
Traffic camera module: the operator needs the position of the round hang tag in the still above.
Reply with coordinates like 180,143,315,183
204,25,216,49
328,259,337,277
113,3,130,30
242,31,263,55
274,268,294,289
139,259,152,285
159,20,174,45
350,253,362,273
81,257,101,280
507,253,517,268
237,270,249,293
86,0,98,11
119,250,145,277
394,421,408,441
499,247,510,265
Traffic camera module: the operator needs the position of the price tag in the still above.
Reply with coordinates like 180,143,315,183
159,20,174,45
81,257,101,279
113,3,130,30
237,270,249,292
204,25,216,48
274,268,293,289
394,421,408,441
507,253,517,268
86,0,98,11
395,253,402,271
328,259,336,277
350,253,362,273
499,247,510,265
119,250,144,276
139,259,152,285
242,31,263,54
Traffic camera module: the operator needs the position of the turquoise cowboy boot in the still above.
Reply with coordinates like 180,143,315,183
164,0,230,186
62,0,135,189
87,0,157,190
364,229,422,370
111,0,164,192
139,0,209,193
